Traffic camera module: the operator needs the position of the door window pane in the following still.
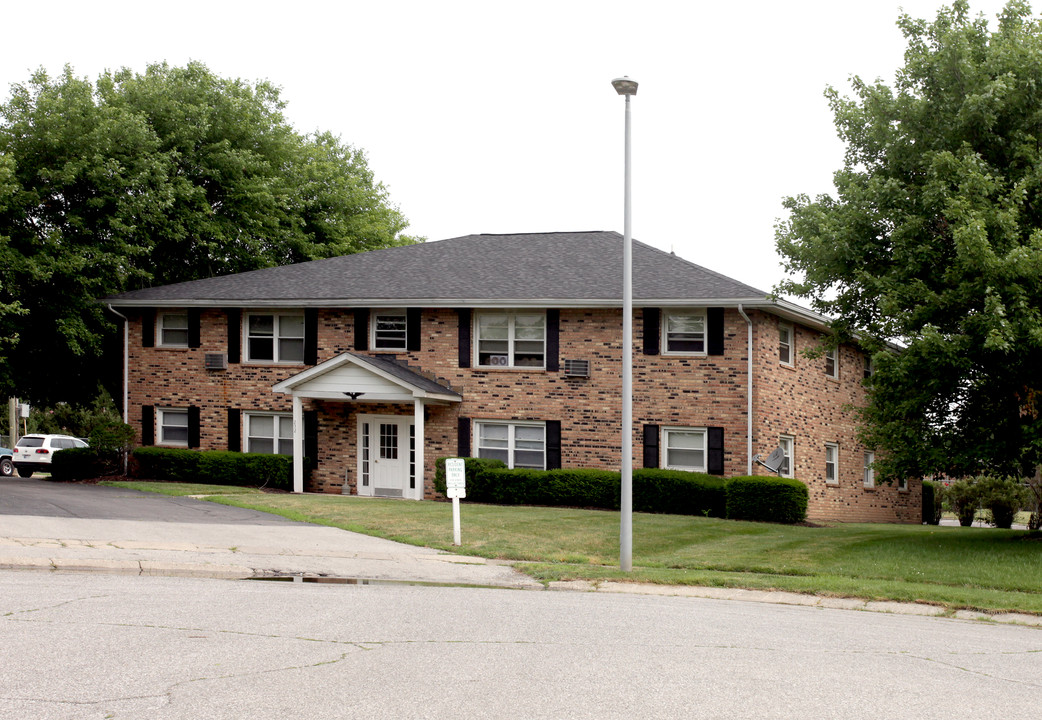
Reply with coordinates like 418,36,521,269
380,423,399,460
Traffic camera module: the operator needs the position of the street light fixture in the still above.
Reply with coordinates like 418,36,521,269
612,76,637,572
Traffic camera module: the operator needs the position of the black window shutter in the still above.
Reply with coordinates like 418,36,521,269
141,405,154,446
354,308,369,351
457,417,471,457
304,308,318,365
707,427,725,475
546,420,562,470
226,309,241,364
227,408,241,452
457,309,472,368
304,410,319,475
707,307,725,356
642,308,660,355
643,424,660,469
188,309,201,348
142,309,155,348
546,309,560,372
188,406,201,449
407,308,421,351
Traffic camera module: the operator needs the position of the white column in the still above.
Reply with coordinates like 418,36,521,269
413,398,425,501
292,395,304,493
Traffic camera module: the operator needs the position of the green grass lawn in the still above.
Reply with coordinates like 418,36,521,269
103,481,1042,614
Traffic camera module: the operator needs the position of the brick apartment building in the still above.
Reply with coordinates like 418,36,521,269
104,231,921,522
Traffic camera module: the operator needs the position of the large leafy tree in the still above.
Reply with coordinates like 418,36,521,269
777,0,1042,481
0,62,418,405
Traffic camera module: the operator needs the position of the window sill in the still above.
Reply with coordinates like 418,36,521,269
825,480,840,487
473,366,546,373
244,361,306,367
154,345,189,351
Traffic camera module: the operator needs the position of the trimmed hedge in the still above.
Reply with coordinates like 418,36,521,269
484,468,620,508
433,458,728,518
725,475,808,524
433,457,509,502
634,469,726,517
132,447,292,490
49,447,105,481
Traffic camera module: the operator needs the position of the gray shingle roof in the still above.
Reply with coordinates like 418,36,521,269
351,353,461,399
105,231,768,306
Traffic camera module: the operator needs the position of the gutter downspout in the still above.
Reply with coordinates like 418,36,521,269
737,304,753,475
106,304,130,476
106,305,129,424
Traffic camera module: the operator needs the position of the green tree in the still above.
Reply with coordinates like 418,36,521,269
0,62,418,405
776,0,1042,481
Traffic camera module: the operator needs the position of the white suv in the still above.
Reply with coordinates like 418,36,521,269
13,434,89,477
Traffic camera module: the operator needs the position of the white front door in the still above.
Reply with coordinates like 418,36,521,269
357,415,414,498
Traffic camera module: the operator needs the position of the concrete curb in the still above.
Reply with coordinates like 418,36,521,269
3,554,1040,627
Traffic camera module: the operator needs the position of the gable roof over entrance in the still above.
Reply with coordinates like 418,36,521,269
272,352,462,404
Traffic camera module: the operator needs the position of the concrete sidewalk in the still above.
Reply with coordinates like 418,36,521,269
0,514,541,588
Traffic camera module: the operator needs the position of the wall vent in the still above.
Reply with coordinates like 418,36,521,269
562,359,591,378
204,353,228,371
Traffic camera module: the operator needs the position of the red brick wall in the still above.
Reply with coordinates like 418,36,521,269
124,306,919,523
750,312,920,523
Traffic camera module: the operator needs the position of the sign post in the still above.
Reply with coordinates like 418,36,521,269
445,458,466,546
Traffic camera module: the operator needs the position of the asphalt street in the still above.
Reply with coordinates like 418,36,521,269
3,571,1041,719
2,478,1042,718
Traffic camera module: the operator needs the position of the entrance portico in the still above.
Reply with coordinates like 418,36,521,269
272,353,462,498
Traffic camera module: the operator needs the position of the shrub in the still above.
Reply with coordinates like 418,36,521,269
133,447,201,483
434,457,508,501
922,480,943,525
49,447,104,481
947,478,982,527
131,447,292,489
633,469,726,517
434,459,727,517
976,475,1029,529
482,468,620,507
725,475,808,524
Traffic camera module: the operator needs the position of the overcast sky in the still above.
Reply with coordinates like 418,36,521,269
1,0,1019,296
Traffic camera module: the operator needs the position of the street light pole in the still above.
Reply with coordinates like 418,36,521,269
612,76,637,572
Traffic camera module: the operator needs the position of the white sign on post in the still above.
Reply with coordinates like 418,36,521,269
445,458,466,546
445,458,466,498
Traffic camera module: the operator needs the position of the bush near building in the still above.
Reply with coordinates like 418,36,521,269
435,458,798,523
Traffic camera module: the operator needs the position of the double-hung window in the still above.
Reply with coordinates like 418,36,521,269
246,413,294,455
663,310,706,355
475,421,545,469
778,435,794,478
476,313,545,368
663,427,707,472
158,312,189,347
247,313,304,363
863,451,875,488
779,323,793,365
825,442,839,485
372,310,408,351
825,346,838,378
863,354,874,379
158,409,189,447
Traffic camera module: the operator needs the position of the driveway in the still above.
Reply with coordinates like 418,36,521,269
0,477,309,523
0,478,538,587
